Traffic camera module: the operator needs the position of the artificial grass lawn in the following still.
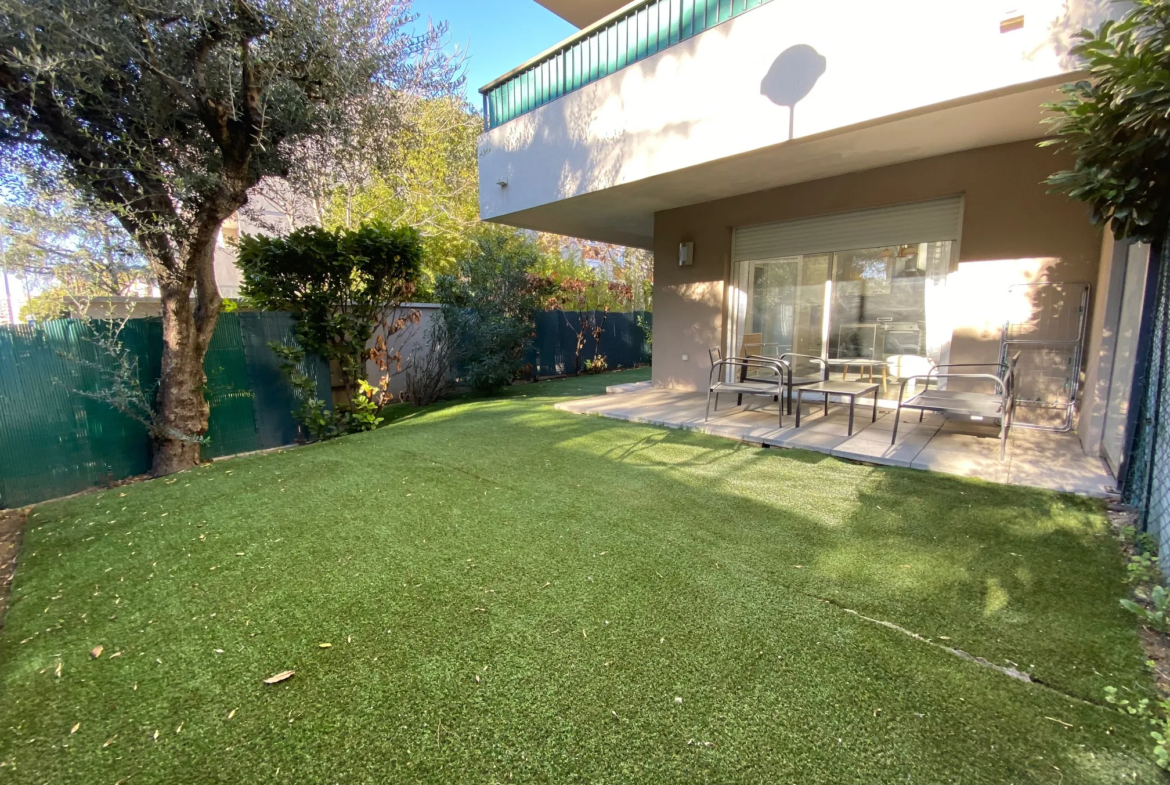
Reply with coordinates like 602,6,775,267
0,369,1162,783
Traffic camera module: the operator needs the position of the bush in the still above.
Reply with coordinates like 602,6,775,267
583,355,608,374
237,222,423,435
435,231,556,393
402,319,453,407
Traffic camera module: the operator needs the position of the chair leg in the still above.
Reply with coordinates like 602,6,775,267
706,389,714,421
891,404,901,446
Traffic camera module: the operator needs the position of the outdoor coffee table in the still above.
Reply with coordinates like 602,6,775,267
794,380,881,436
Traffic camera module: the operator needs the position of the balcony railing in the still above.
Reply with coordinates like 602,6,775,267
480,0,774,131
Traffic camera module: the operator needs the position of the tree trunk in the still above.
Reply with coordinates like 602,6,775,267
152,227,224,476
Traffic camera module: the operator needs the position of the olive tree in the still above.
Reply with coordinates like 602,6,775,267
1044,0,1170,244
0,0,458,474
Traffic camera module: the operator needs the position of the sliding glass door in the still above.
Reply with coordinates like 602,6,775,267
734,255,829,359
729,241,953,399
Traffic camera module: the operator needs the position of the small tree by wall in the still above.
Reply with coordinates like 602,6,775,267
551,278,634,375
435,231,557,392
237,223,422,434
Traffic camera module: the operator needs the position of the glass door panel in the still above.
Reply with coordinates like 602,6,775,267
730,241,952,399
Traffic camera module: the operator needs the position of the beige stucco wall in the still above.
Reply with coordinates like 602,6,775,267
652,140,1102,392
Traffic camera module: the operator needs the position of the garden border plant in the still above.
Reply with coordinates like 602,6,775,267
236,223,423,439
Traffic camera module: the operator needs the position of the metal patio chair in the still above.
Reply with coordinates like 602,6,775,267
891,353,1020,460
706,356,790,427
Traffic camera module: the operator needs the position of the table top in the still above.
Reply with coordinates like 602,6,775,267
801,380,880,395
824,358,885,367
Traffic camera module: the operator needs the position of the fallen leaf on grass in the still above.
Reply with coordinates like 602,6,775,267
1045,716,1073,728
318,643,332,649
227,709,237,720
89,645,103,659
264,670,295,685
102,735,117,748
70,723,80,734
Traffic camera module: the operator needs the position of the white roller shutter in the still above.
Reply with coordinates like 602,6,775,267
732,197,963,262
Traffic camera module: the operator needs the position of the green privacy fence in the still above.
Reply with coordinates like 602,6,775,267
480,0,774,129
526,310,651,377
0,313,329,508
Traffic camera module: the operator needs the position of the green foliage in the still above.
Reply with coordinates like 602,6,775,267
237,222,423,420
583,355,609,374
1129,552,1162,585
637,312,654,362
317,97,481,296
1123,524,1160,556
1105,687,1170,770
350,381,386,431
270,343,335,442
1121,584,1170,633
435,230,557,393
1044,1,1170,242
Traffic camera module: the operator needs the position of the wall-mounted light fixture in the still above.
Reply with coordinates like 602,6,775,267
679,241,694,266
496,177,509,187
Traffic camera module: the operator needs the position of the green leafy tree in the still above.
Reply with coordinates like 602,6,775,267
1044,0,1170,243
0,0,458,474
435,229,557,393
236,223,423,430
310,96,480,296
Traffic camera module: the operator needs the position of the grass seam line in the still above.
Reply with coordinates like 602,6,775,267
803,594,1111,708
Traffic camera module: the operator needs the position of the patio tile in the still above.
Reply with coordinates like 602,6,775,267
911,448,1011,483
1008,456,1117,496
849,423,937,446
831,434,927,467
766,427,850,452
926,429,1009,458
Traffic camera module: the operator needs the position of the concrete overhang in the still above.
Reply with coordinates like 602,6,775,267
533,0,633,28
484,76,1073,250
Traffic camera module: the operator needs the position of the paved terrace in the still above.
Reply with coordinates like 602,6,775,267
557,381,1115,496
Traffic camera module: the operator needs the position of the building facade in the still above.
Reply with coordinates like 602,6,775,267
479,0,1158,485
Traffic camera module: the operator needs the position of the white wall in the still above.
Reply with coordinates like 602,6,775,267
479,0,1121,222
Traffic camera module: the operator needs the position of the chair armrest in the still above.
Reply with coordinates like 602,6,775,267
904,372,1007,397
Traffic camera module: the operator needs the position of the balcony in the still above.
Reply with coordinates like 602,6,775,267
480,0,775,131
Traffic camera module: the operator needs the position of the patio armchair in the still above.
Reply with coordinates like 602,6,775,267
891,354,1019,460
710,348,827,414
775,353,829,414
706,356,790,427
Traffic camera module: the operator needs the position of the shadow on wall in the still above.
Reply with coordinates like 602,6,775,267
760,44,827,141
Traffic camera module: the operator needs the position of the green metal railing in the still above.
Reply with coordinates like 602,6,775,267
480,0,773,130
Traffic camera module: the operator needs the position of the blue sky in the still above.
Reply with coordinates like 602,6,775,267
409,0,577,106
